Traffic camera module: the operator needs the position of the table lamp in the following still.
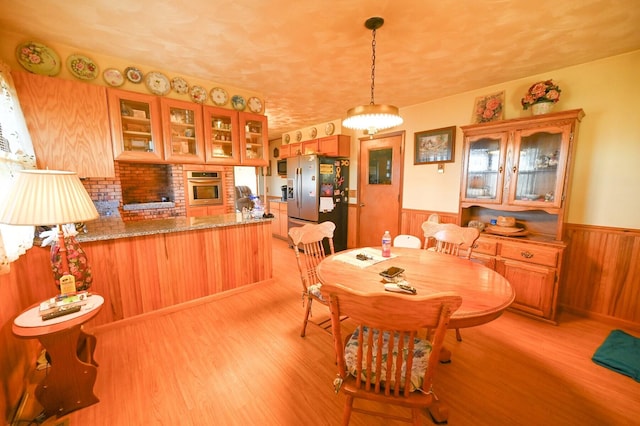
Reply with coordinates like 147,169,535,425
0,169,99,294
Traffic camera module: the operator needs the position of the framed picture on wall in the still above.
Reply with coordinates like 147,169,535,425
472,91,505,123
414,126,456,165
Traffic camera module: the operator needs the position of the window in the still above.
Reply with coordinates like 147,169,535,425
0,62,37,273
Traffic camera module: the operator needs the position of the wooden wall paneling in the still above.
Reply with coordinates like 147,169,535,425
560,224,640,324
400,208,459,241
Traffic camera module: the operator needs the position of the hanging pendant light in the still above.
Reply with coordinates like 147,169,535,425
342,17,403,136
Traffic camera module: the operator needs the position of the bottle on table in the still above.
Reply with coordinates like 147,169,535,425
382,230,391,257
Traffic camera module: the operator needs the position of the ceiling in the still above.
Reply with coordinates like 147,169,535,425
2,0,640,140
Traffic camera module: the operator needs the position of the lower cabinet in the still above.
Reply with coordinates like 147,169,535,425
186,205,227,217
472,235,563,323
270,200,288,239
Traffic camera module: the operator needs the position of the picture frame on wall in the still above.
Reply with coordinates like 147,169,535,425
414,126,456,165
472,91,505,123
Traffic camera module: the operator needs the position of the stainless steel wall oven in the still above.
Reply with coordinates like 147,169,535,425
186,171,223,206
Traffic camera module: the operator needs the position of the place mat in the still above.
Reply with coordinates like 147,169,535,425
592,329,640,382
333,247,397,268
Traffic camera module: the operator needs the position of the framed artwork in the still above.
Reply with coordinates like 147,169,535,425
472,91,505,123
414,126,456,165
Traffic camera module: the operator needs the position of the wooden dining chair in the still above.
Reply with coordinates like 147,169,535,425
289,221,339,337
322,283,462,425
431,224,480,342
393,234,422,248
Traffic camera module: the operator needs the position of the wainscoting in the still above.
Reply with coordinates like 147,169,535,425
398,208,640,329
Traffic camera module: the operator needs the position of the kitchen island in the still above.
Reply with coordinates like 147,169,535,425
10,214,274,328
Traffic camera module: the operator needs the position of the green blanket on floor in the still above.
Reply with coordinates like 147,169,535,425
592,329,640,382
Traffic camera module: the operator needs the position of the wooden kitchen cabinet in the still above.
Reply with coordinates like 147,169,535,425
472,236,562,322
239,112,268,166
161,98,205,163
203,106,240,164
269,200,288,239
13,71,115,177
460,109,584,323
280,135,350,159
107,88,164,162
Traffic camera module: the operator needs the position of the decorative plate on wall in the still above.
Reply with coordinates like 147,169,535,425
189,85,207,104
248,97,263,113
231,95,246,111
283,134,290,144
295,131,302,142
67,54,99,80
309,127,317,138
211,87,228,106
145,71,171,96
15,41,61,76
124,66,143,84
171,77,189,94
102,68,124,87
325,122,335,135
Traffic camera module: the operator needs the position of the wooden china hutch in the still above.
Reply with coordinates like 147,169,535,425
459,109,585,323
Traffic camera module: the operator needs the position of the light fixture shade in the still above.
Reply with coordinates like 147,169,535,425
0,169,99,226
342,104,404,134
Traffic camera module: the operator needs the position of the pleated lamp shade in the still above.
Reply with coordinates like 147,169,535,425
0,169,99,226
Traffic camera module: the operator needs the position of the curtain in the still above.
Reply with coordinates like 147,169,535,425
0,61,37,274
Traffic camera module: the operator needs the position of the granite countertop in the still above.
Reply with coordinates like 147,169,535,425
76,213,272,243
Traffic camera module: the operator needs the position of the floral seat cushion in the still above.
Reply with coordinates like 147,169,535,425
344,326,432,392
308,283,324,300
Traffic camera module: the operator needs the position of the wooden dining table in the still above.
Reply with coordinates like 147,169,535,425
317,246,515,348
317,246,515,423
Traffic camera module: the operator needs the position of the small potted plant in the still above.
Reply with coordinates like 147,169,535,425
521,79,561,115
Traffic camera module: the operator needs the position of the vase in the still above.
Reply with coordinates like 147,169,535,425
531,101,554,115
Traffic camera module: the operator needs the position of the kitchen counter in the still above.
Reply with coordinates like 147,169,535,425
78,213,272,243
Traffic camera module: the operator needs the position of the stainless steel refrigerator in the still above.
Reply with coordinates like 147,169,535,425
287,155,349,251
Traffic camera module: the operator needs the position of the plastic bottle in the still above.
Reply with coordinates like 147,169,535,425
382,231,392,257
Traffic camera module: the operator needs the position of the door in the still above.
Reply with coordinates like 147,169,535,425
358,133,404,247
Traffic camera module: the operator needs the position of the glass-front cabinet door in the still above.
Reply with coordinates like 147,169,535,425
461,132,508,204
160,98,204,163
239,112,268,166
107,88,163,162
203,106,239,164
509,124,571,208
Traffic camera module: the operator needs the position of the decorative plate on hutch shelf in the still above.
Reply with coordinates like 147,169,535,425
15,41,61,76
189,85,208,104
145,71,171,96
102,68,124,87
66,54,99,80
171,77,189,94
231,95,246,111
248,97,263,113
124,66,143,83
211,87,228,106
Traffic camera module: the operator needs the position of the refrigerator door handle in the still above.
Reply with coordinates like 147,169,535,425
296,167,301,210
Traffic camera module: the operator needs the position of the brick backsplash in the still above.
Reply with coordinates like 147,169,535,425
81,163,235,221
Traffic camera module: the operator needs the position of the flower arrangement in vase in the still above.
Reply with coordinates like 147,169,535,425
521,79,561,113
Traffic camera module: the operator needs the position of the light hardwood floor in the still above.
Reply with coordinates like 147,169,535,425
35,237,640,425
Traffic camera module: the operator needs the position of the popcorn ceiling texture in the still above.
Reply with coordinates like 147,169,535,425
1,0,638,139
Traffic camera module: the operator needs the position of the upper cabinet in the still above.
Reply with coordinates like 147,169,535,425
239,112,268,166
203,106,240,164
161,98,205,163
280,135,350,159
13,71,115,177
460,109,584,240
107,88,164,162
